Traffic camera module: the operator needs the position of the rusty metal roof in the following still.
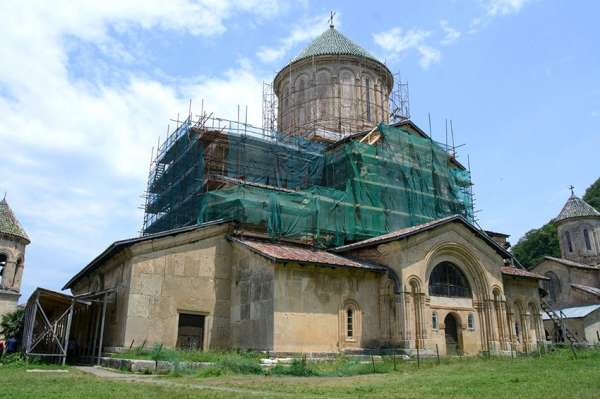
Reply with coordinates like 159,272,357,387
231,238,386,272
501,266,549,280
542,256,598,270
571,283,600,297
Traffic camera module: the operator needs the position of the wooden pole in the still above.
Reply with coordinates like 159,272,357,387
61,300,75,366
393,352,397,371
436,344,440,365
96,294,108,365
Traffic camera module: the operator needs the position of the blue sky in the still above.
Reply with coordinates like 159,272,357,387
1,0,598,301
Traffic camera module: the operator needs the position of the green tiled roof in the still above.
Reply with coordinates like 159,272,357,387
0,198,29,243
556,194,600,222
292,27,380,63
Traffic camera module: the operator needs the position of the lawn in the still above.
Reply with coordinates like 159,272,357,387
2,348,600,398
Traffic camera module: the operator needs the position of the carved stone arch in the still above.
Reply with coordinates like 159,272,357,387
340,298,362,347
424,242,491,301
407,275,423,293
491,285,503,300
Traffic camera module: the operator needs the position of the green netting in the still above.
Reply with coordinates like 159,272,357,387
193,122,473,247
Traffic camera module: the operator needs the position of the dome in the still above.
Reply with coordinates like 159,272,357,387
555,193,600,223
290,26,381,64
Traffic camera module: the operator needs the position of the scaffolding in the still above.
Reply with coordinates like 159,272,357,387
142,112,473,247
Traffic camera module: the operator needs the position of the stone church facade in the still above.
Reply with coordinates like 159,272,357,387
61,27,548,357
64,216,546,356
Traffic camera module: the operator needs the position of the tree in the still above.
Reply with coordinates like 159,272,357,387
583,177,600,211
512,222,561,269
0,308,24,341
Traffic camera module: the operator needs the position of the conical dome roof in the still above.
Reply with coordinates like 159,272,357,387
0,198,30,243
555,193,600,223
291,26,381,64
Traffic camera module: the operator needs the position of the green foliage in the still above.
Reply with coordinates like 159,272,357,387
271,358,316,376
0,308,24,340
512,222,560,268
583,177,600,211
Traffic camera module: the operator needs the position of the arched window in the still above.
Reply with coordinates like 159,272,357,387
429,262,471,298
346,308,354,338
565,231,573,252
467,313,475,330
543,271,560,303
0,253,6,287
432,311,438,330
583,229,592,251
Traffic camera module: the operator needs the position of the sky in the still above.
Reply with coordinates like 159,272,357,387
1,0,598,301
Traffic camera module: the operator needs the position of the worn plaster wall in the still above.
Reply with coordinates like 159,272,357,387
272,263,382,353
71,252,132,349
584,309,600,343
229,245,274,351
532,259,599,308
124,227,232,349
503,276,544,352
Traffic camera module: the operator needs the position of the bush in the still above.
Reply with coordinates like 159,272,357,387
0,308,24,343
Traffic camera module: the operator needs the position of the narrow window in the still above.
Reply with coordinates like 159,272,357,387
467,313,475,330
0,254,6,288
432,312,438,330
346,308,354,338
365,78,371,122
565,231,573,252
584,229,592,251
515,321,520,339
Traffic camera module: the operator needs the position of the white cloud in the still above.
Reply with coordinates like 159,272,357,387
440,20,461,45
0,1,276,295
484,0,531,16
257,13,332,63
417,46,442,69
373,27,441,69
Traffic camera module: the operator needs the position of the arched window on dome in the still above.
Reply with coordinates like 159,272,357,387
0,253,6,288
583,229,592,251
565,231,573,252
429,262,471,298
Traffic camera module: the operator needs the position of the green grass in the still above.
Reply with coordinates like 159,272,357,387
4,348,600,398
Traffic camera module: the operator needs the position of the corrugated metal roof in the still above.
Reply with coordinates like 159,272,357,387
555,193,600,222
501,266,549,280
542,303,600,320
0,198,29,243
291,27,379,63
232,238,386,272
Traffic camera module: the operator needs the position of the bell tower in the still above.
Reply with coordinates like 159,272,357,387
0,197,30,317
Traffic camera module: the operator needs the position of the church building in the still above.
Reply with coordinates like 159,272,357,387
530,190,600,343
0,198,29,318
54,26,548,358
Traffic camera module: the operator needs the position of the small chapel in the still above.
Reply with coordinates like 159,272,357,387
530,190,600,343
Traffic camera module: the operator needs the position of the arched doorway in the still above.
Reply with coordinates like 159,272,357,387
444,313,460,355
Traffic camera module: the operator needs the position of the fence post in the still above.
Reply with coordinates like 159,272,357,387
435,344,440,365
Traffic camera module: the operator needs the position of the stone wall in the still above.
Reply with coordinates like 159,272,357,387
124,229,232,349
556,218,600,266
532,259,599,309
229,245,274,350
272,263,382,353
274,55,392,137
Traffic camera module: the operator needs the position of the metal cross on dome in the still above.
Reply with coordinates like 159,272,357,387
569,185,575,195
329,11,336,28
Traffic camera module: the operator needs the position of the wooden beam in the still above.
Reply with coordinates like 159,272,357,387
96,294,108,365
